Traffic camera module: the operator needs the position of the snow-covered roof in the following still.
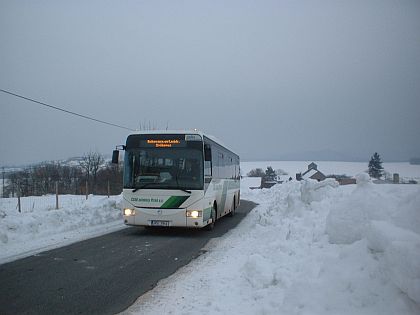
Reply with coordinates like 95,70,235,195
302,168,319,179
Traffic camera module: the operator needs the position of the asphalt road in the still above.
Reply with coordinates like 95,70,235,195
0,200,257,315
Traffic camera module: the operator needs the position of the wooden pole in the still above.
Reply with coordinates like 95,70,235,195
17,181,21,213
85,180,88,200
2,166,4,198
107,180,110,198
55,181,59,210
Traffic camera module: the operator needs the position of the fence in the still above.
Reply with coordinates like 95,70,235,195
0,180,114,213
1,195,85,213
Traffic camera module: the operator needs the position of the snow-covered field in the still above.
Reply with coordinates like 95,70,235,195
0,195,123,264
241,161,420,182
1,161,420,314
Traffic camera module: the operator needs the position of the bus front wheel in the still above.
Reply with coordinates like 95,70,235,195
206,204,217,231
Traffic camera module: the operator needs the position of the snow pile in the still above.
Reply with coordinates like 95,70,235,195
124,178,420,315
1,167,419,313
325,174,372,244
326,174,420,304
300,178,339,204
0,195,123,263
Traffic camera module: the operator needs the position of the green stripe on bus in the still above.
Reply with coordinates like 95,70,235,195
161,196,190,209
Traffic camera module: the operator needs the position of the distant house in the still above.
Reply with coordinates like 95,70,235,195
296,162,326,182
335,177,356,185
260,176,277,189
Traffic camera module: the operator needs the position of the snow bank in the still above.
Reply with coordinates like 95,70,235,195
386,240,420,305
123,178,420,315
1,164,419,313
325,174,371,244
300,178,339,204
0,195,124,264
325,174,420,304
364,222,420,304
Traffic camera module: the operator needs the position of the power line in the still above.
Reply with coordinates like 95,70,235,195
0,88,136,131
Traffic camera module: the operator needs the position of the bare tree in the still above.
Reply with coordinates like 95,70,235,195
247,168,265,177
79,152,104,194
3,157,123,197
94,161,123,195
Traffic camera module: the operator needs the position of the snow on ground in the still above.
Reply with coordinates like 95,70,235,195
1,161,420,314
122,176,420,315
0,195,124,264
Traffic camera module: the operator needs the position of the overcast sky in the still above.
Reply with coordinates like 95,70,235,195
1,0,419,166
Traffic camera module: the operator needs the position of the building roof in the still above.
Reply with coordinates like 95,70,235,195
302,169,319,179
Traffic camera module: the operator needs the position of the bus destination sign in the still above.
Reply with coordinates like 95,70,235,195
147,139,181,148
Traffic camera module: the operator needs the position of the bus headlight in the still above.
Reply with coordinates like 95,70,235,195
124,208,135,216
186,210,202,218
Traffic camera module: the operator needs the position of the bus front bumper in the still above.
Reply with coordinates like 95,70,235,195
123,208,206,228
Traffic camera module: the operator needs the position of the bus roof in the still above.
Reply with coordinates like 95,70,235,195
128,130,238,157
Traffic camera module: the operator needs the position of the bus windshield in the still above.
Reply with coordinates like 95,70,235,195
124,147,204,191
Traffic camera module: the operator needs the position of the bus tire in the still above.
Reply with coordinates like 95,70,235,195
228,197,236,217
206,203,217,231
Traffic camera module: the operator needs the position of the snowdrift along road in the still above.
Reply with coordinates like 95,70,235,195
1,167,420,314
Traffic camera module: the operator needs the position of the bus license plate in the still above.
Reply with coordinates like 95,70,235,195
150,220,170,227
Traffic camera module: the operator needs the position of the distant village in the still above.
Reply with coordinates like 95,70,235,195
249,162,418,189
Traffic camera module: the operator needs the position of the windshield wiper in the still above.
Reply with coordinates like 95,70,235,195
177,188,191,194
132,182,157,192
175,173,191,194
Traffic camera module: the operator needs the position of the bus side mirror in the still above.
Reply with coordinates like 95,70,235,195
112,145,125,164
112,150,119,164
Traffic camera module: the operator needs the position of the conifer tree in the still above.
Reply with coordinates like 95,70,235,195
368,152,384,179
265,166,276,177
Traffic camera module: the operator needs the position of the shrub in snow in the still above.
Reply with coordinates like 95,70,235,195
247,168,265,177
355,172,371,185
276,168,288,175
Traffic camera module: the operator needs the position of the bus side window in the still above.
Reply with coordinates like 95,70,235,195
204,144,212,176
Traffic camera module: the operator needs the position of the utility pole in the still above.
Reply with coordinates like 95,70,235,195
2,167,4,198
55,181,59,210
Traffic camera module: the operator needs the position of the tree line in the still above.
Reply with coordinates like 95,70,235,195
3,152,123,197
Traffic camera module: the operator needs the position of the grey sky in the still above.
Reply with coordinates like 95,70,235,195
1,0,419,166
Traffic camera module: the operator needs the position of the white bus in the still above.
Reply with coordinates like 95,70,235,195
112,130,240,230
